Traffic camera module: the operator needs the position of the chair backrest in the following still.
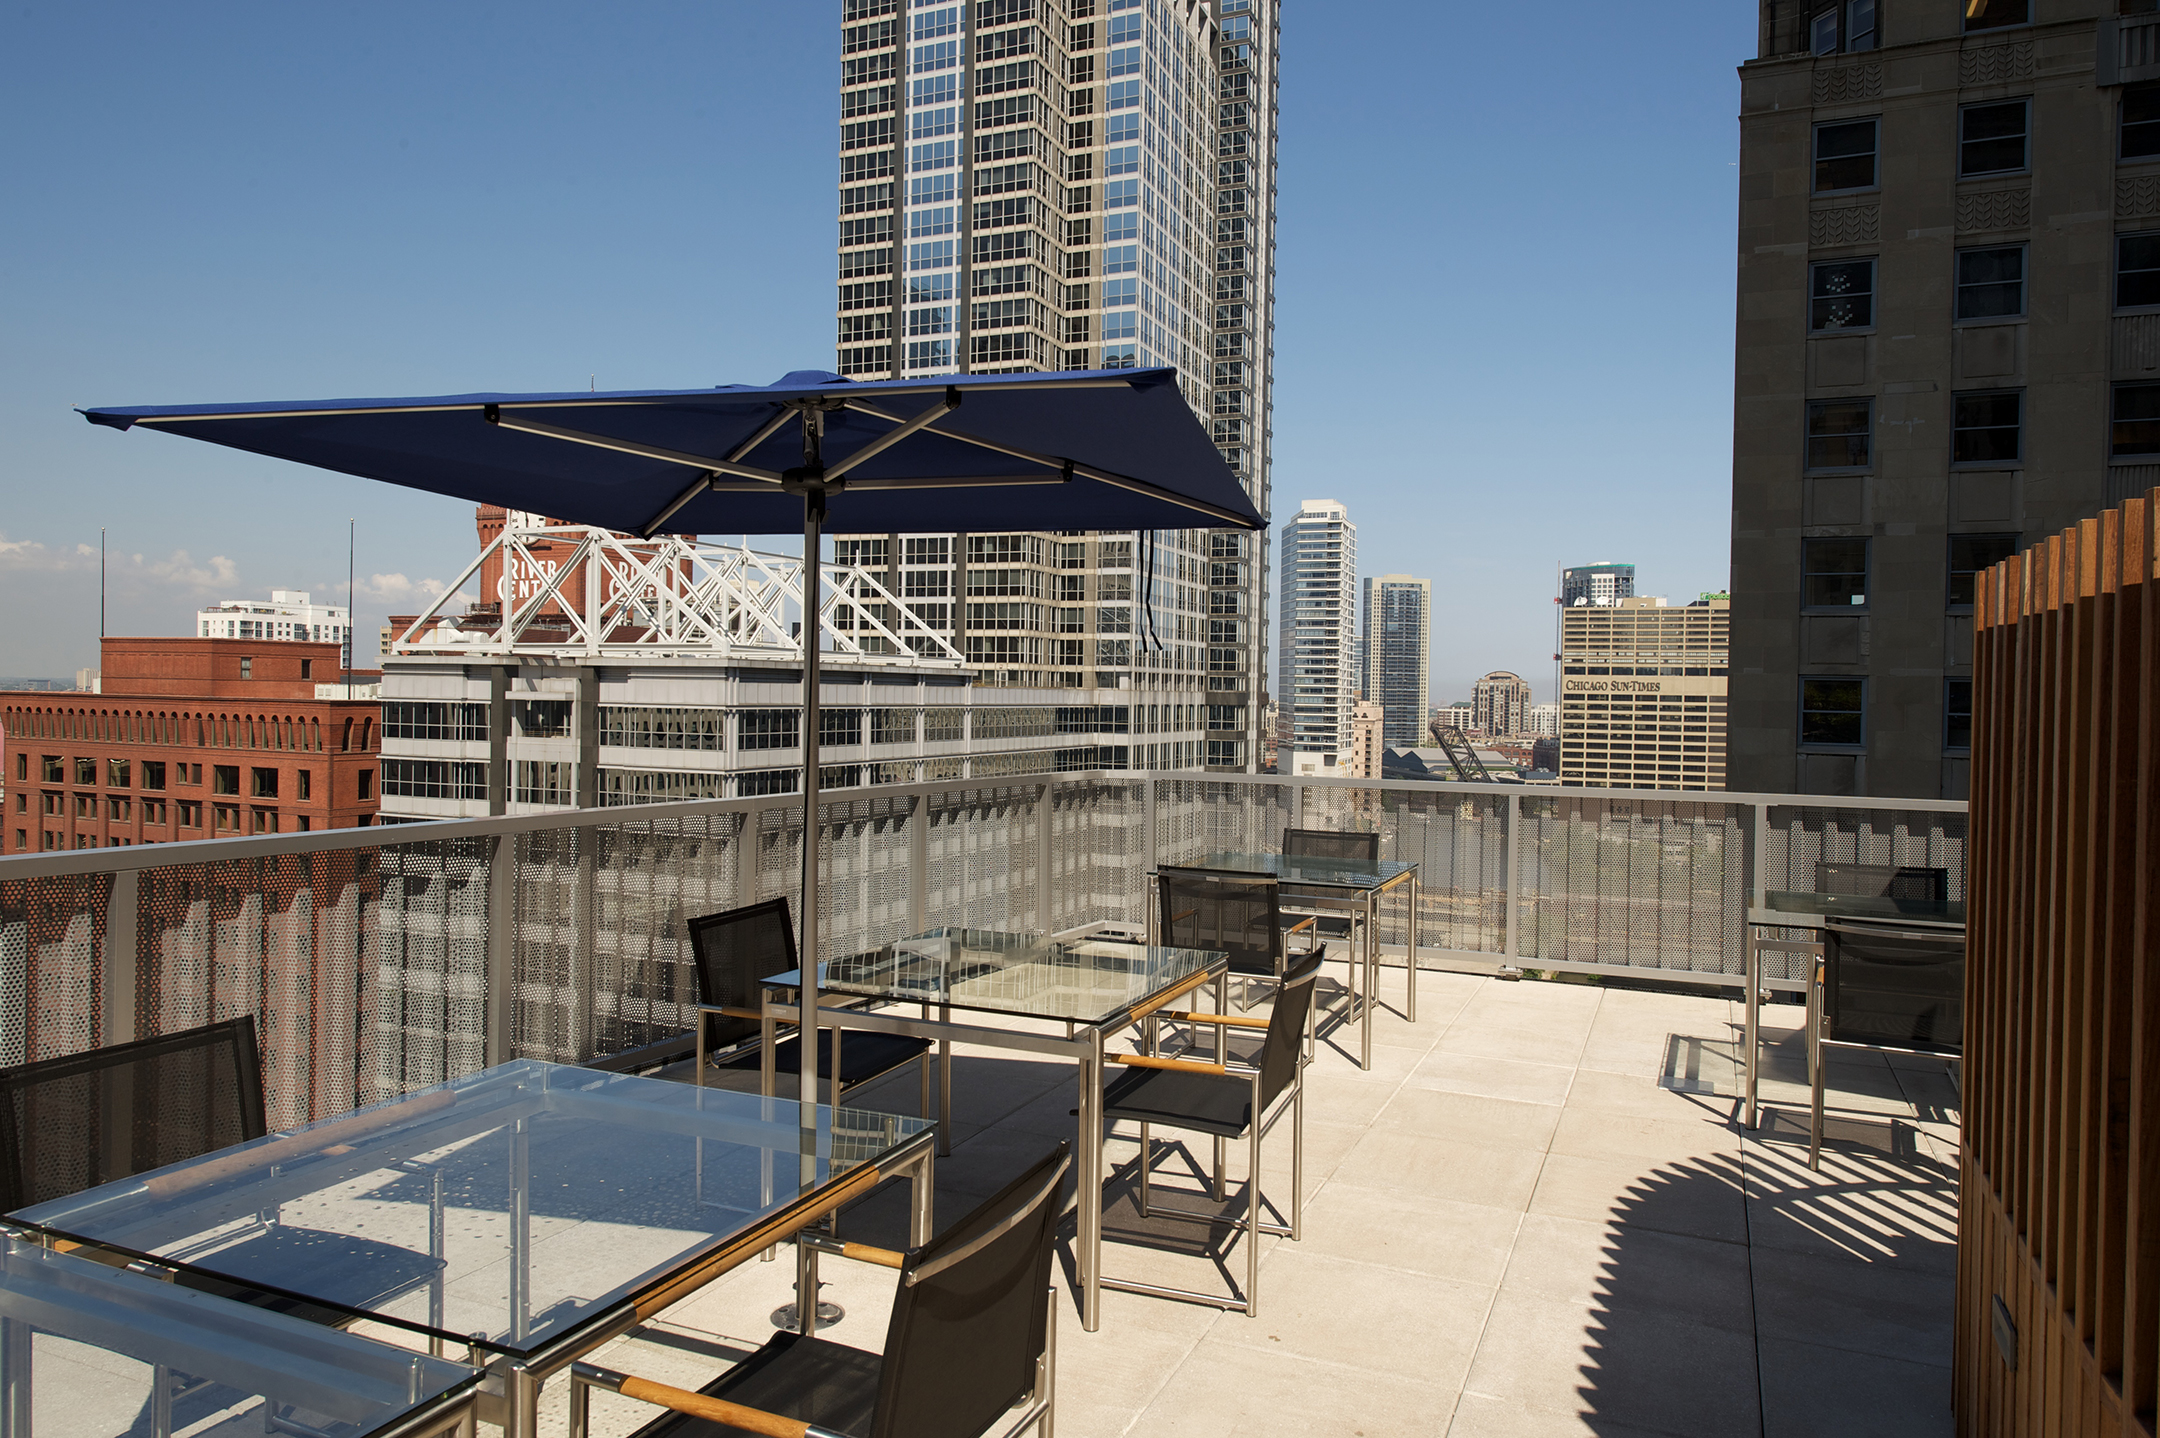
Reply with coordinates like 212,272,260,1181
1282,828,1379,865
0,1018,266,1213
1815,862,1949,902
685,899,797,1053
1256,954,1324,1111
874,1141,1072,1438
1825,925,1965,1053
1157,868,1283,975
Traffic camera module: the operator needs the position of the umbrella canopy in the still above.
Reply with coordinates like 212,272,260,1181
82,367,1262,537
84,365,1261,1137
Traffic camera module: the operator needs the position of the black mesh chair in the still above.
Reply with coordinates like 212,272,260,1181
1814,862,1950,903
1280,826,1380,941
1094,953,1322,1319
0,1018,443,1322
689,899,937,1124
568,1142,1071,1438
1155,868,1319,992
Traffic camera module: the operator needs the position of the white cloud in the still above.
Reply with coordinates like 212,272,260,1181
0,530,239,596
344,572,477,611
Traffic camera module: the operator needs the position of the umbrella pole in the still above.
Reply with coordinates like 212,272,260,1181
800,486,824,1128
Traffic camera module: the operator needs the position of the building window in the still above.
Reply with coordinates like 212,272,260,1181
106,759,130,788
1800,678,1867,748
41,756,61,783
251,767,279,798
142,761,165,790
1944,679,1974,752
357,768,375,801
299,659,313,680
1959,101,2029,177
74,758,95,786
1955,245,2025,320
2112,382,2160,455
1806,398,1872,469
212,765,239,795
1963,0,2027,30
238,657,253,679
2118,234,2160,309
1948,533,2020,608
1803,537,1869,610
738,710,801,751
1813,0,1877,53
297,769,311,800
512,699,573,739
1953,390,2022,464
2125,84,2160,161
1808,257,1875,330
1813,119,1878,193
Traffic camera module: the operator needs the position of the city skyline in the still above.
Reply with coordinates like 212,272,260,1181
0,1,1744,699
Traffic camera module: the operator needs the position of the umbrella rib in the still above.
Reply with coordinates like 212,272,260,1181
486,412,784,484
826,390,960,479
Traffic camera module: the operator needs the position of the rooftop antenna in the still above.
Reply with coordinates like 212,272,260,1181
99,528,106,640
346,519,355,698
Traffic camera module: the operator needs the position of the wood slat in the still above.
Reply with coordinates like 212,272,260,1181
1959,488,2160,1438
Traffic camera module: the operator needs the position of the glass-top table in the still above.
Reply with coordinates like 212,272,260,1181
1757,889,1967,927
0,1239,480,1438
1156,851,1424,1070
5,1059,936,1437
758,927,1228,1335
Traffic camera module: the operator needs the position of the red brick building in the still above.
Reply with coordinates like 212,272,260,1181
0,638,382,853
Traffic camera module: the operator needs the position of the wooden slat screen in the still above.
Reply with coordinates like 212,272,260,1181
1958,489,2160,1438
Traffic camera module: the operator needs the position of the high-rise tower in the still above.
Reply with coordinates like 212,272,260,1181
1359,574,1430,748
1276,499,1356,772
833,0,1279,771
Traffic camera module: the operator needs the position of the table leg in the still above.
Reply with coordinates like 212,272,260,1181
507,1361,541,1438
1362,891,1376,1070
1742,927,1760,1131
939,1002,953,1159
908,1140,937,1247
797,1238,821,1337
429,1166,446,1357
1407,874,1420,1024
2,1312,31,1438
510,1117,530,1347
1080,1025,1103,1333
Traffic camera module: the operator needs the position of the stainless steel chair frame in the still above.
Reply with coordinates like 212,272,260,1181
1097,1025,1308,1320
1804,948,1961,1172
694,996,938,1127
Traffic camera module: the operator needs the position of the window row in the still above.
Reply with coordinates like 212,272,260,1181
1798,533,2017,612
1798,676,1973,753
1807,386,2160,467
1812,237,2160,330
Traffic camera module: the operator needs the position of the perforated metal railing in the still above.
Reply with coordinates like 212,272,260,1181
0,771,1963,1125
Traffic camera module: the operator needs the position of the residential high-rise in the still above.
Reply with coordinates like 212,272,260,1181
1472,670,1534,739
198,590,353,648
832,0,1279,772
1560,563,1635,609
1527,701,1561,738
1359,574,1430,748
1559,596,1729,791
1733,1,2147,799
1275,500,1355,772
1346,697,1383,781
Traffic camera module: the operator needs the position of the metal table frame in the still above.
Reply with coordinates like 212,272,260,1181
1146,856,1421,1070
760,949,1230,1334
5,1068,937,1438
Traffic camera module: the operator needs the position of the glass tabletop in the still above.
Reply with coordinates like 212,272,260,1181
1762,890,1968,926
0,1239,479,1438
764,927,1224,1026
6,1059,931,1361
1176,851,1417,891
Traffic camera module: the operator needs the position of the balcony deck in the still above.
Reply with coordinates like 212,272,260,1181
547,968,1959,1438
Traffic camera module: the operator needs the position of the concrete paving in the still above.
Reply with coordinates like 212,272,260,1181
551,969,1960,1438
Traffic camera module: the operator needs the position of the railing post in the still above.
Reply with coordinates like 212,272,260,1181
485,833,515,1066
572,825,597,1063
737,805,765,909
1035,783,1054,936
103,870,138,1047
1504,791,1522,965
1751,801,1772,912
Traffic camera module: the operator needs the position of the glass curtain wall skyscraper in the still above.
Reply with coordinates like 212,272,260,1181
833,0,1277,772
1360,574,1429,747
1277,499,1356,770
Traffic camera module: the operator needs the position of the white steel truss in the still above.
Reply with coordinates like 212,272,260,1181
388,513,966,666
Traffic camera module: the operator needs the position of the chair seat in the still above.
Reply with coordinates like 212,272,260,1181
625,1330,882,1438
1102,1065,1253,1139
714,1027,931,1088
177,1225,444,1324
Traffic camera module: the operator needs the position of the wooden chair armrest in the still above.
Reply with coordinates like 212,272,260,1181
575,1364,822,1438
1109,1053,1227,1076
1285,915,1318,936
1160,1010,1271,1031
800,1232,907,1269
1127,967,1214,1022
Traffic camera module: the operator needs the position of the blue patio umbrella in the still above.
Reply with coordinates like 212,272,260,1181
83,366,1264,1120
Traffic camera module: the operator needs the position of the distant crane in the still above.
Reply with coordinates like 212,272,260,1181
1429,725,1496,783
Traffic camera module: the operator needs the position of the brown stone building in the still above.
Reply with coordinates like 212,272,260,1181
0,638,382,853
1731,0,2156,798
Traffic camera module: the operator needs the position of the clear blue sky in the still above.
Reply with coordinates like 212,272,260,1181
1,1,1753,703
